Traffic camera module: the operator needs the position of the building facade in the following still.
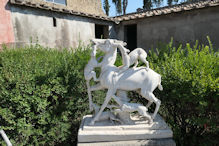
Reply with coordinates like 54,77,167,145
0,0,115,48
115,0,219,51
0,0,219,50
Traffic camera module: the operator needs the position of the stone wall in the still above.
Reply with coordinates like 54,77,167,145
116,7,219,51
10,5,113,48
66,0,105,16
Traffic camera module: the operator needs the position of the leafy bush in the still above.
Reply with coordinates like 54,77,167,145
0,44,100,145
147,38,219,145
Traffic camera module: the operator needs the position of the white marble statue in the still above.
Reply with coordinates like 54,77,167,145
85,39,163,125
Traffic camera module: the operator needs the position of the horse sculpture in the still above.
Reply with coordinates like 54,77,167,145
88,39,163,125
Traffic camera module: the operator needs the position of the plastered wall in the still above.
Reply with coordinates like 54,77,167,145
10,5,113,48
117,7,219,51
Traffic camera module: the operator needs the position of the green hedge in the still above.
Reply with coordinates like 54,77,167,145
0,44,97,145
0,40,218,145
147,38,218,145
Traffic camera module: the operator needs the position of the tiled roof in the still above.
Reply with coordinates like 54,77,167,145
114,0,219,22
9,0,114,22
9,0,219,23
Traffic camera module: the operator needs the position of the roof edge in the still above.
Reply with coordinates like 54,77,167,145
114,0,219,22
9,0,115,22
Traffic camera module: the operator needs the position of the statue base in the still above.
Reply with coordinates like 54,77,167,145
77,114,176,146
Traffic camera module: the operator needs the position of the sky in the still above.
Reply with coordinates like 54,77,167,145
101,0,185,16
101,0,143,16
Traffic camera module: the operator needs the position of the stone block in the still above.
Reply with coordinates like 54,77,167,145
78,139,176,146
78,114,176,146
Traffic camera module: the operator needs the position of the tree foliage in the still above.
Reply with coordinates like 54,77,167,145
143,0,205,10
103,0,110,16
103,0,206,16
112,0,128,15
112,0,122,14
122,0,128,15
143,0,153,10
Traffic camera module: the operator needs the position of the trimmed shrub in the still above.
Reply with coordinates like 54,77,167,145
147,39,219,145
0,44,98,145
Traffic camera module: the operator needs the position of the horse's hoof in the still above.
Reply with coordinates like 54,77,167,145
148,119,153,124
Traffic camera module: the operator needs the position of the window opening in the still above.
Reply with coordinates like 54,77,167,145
53,17,57,27
95,24,109,39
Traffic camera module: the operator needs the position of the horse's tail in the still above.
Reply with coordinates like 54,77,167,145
158,75,163,91
86,80,94,112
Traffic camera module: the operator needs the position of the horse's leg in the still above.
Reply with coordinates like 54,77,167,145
139,54,149,70
141,90,161,120
146,101,153,108
90,88,115,125
86,80,94,112
133,60,138,68
138,108,152,124
90,83,105,91
148,92,161,119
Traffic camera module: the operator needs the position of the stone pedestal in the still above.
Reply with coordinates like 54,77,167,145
78,114,176,146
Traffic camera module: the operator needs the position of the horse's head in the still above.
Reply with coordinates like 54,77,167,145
91,39,123,53
97,39,115,53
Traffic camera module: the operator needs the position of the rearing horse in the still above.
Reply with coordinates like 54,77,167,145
90,39,163,125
